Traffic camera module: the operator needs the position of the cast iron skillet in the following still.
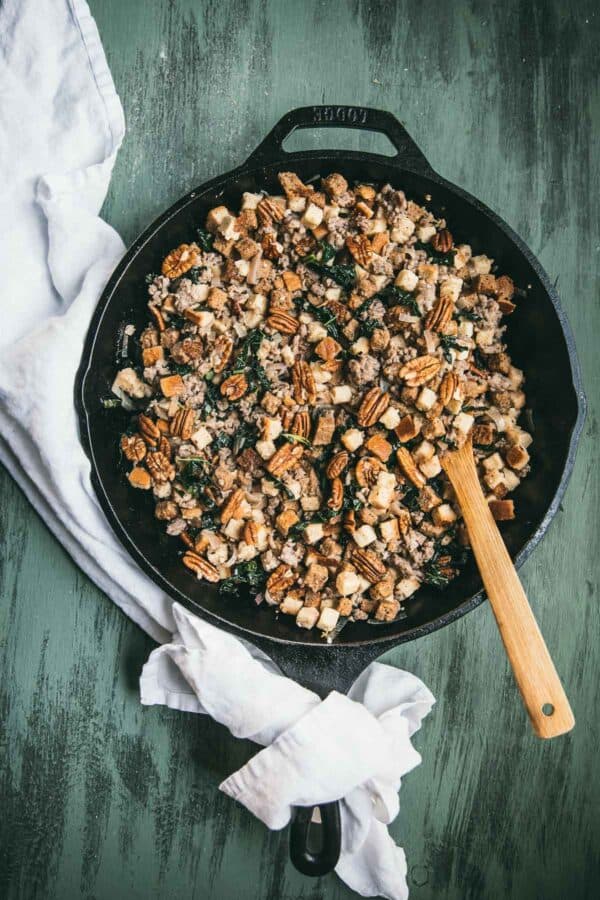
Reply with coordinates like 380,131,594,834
76,106,586,877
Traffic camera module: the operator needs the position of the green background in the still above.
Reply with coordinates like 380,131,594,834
1,1,599,897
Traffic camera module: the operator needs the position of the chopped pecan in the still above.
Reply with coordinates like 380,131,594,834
355,456,385,488
326,451,349,479
292,361,317,404
357,387,390,427
352,547,387,582
182,551,220,582
212,335,234,373
399,355,441,387
396,447,426,488
266,311,300,334
328,478,343,511
267,443,304,477
257,197,285,226
146,451,176,483
431,229,453,253
425,294,454,333
292,410,311,438
139,414,161,447
294,235,316,257
266,564,297,598
315,336,342,361
345,234,372,267
161,243,199,279
262,233,282,260
237,447,263,473
220,373,248,401
120,434,147,462
170,408,195,440
220,488,246,525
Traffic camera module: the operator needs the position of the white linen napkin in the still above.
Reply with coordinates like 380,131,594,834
0,2,436,897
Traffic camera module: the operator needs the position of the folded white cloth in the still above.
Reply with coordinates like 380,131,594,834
0,3,435,897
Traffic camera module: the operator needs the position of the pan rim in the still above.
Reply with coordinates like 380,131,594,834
75,149,587,649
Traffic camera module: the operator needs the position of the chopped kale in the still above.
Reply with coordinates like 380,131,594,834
220,559,267,595
213,432,234,449
414,240,456,267
186,266,204,284
400,485,421,511
458,308,482,322
168,314,188,330
305,239,337,266
144,272,157,285
359,317,384,337
195,228,214,252
375,285,421,317
294,296,343,342
304,243,356,291
171,362,193,376
473,348,490,371
232,422,259,455
200,380,221,416
199,511,220,531
177,457,211,494
228,329,271,393
439,334,463,363
423,561,453,588
101,398,122,409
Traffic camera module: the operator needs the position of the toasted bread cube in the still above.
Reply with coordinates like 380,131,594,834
223,518,244,540
453,412,474,434
445,397,463,415
305,563,329,592
390,216,415,243
472,273,497,295
304,523,325,545
458,320,474,340
337,596,354,617
341,428,364,452
484,468,504,491
255,439,277,460
282,270,302,292
380,518,400,543
206,205,229,233
505,445,529,470
312,411,336,446
191,426,212,451
483,452,504,471
394,268,418,292
336,570,360,596
276,509,299,536
476,329,495,348
379,406,401,430
302,203,324,229
128,467,152,490
241,192,261,210
489,499,515,521
281,595,303,615
397,576,421,601
331,385,352,404
365,434,393,462
296,606,320,629
322,173,348,197
470,255,493,275
369,471,396,510
112,367,151,400
307,322,328,342
416,387,437,412
375,599,401,622
503,469,521,492
395,414,420,443
262,417,282,441
432,503,457,527
414,440,435,464
142,346,164,366
352,525,377,548
416,223,436,242
317,607,340,633
419,455,442,479
351,336,370,355
160,375,185,398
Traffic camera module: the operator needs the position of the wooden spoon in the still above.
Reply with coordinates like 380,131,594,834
441,435,574,738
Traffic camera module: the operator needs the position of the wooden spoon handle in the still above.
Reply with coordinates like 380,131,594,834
443,448,574,738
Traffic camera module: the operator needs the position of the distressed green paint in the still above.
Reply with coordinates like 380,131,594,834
1,1,599,897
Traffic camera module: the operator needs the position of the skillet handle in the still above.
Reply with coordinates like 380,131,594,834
289,801,342,877
245,105,433,174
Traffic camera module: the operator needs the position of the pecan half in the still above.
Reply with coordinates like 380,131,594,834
356,455,385,488
170,408,195,440
326,450,349,479
261,233,282,260
212,335,234,373
352,548,387,582
328,477,343,511
346,234,372,267
138,414,161,447
257,197,285,226
357,387,390,427
120,434,146,463
396,447,426,488
158,435,172,459
292,361,317,404
146,451,176,483
266,443,304,477
266,564,297,598
292,410,311,439
161,243,199,279
220,373,248,401
266,311,300,334
243,521,261,546
399,355,441,387
431,229,453,253
425,295,454,333
182,551,220,582
220,488,246,525
315,336,342,361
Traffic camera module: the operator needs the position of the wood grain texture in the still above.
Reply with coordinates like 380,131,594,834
1,0,599,897
442,438,574,738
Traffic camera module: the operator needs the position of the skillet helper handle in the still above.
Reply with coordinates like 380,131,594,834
289,801,342,877
442,442,574,739
245,104,433,173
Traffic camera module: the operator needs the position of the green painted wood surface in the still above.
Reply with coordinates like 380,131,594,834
1,1,599,897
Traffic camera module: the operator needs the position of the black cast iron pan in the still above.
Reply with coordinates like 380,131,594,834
75,106,586,876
